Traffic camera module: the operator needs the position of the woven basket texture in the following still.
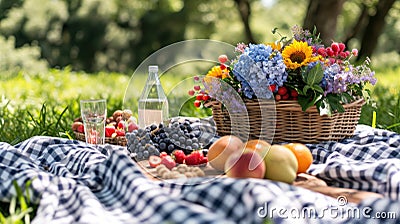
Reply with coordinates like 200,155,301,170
209,98,365,143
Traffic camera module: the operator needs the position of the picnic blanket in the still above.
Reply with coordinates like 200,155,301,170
1,125,400,223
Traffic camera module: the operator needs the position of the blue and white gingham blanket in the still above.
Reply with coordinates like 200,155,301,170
0,125,400,223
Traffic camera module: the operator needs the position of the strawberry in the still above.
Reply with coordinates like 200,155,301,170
149,155,162,168
77,124,84,133
185,151,203,165
220,64,226,70
117,121,125,130
116,129,125,136
173,150,186,164
161,155,176,170
105,126,116,137
160,152,168,159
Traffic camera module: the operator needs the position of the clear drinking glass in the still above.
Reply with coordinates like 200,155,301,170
80,99,107,145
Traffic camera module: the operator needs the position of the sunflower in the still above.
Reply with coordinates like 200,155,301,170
206,65,230,79
266,41,282,51
282,40,320,70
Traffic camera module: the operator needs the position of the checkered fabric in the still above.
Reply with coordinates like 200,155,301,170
0,125,400,224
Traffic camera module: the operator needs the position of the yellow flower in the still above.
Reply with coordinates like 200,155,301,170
206,66,230,79
266,41,282,51
282,40,320,70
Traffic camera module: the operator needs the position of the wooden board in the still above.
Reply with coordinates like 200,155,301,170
135,160,383,204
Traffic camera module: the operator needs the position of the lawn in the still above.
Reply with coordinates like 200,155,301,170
0,66,399,145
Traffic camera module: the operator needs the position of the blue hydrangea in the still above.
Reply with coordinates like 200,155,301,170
321,64,341,95
233,44,287,99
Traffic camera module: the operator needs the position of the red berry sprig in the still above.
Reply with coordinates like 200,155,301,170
274,86,299,101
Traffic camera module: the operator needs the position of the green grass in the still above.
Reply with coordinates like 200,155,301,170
0,68,207,144
0,66,399,145
358,67,400,133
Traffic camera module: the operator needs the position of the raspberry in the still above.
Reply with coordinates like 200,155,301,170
199,156,208,165
331,43,340,53
326,47,335,57
173,150,186,164
185,151,202,165
194,85,201,91
338,43,346,52
188,90,195,96
275,94,282,101
317,48,327,57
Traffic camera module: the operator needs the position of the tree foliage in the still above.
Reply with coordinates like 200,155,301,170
0,0,399,73
0,0,231,73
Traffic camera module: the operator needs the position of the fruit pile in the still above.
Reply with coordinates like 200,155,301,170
271,85,299,101
72,109,139,138
206,135,313,184
155,164,205,179
147,150,208,171
126,118,208,161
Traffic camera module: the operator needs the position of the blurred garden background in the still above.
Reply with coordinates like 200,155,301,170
0,0,399,144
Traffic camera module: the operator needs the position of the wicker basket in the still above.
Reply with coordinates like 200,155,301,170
208,98,365,143
74,131,127,146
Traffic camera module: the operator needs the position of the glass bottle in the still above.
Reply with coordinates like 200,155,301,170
138,65,169,128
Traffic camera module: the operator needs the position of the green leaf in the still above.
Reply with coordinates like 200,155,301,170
312,85,324,94
326,94,345,113
303,63,324,86
298,94,321,112
302,85,310,95
340,92,354,104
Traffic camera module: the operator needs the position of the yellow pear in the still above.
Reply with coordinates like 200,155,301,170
264,145,298,184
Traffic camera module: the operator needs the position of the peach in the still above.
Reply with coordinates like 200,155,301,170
208,135,244,171
224,150,265,179
263,145,298,184
243,139,271,159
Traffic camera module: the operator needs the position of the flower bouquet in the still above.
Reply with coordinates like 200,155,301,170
192,25,376,143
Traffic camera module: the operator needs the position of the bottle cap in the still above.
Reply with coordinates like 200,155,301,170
148,65,158,72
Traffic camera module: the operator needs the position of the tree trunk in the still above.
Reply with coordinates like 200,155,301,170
343,3,370,47
303,0,346,45
357,0,397,60
234,0,256,43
